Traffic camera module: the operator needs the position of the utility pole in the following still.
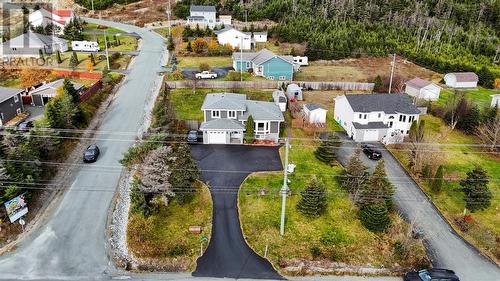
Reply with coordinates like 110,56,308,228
280,138,290,236
240,36,243,82
166,0,172,37
91,0,94,12
104,29,110,70
388,53,396,94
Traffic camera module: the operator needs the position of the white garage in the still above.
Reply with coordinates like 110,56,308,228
352,122,389,142
200,119,245,144
363,129,379,141
207,131,227,144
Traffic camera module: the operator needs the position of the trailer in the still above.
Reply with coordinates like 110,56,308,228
71,41,99,52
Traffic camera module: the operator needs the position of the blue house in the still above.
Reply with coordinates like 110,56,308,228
232,49,295,80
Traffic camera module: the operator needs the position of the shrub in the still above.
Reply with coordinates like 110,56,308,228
296,177,327,217
166,244,189,257
309,245,321,259
314,135,341,165
199,63,210,71
359,202,391,232
120,134,165,167
320,226,349,246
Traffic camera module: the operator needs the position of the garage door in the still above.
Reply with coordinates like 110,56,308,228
363,129,379,141
208,131,227,144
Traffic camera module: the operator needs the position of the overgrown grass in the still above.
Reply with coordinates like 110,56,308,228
44,52,132,71
169,88,274,121
127,181,212,271
83,23,124,33
389,114,500,262
436,87,497,110
82,33,138,52
239,137,428,274
294,64,366,82
177,56,233,68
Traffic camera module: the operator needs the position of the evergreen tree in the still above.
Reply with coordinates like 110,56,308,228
89,53,96,66
170,144,200,204
373,75,383,92
186,41,192,52
63,78,79,103
430,165,444,193
314,134,341,165
69,51,79,69
358,160,394,208
460,166,492,212
297,177,327,218
477,66,494,89
359,202,391,232
38,49,44,60
245,115,255,143
339,150,369,197
167,34,175,51
56,50,62,64
457,105,480,134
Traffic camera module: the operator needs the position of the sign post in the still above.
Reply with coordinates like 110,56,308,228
200,236,208,256
19,218,25,232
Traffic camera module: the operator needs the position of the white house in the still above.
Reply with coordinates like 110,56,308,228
253,32,268,43
286,84,303,101
215,27,252,50
293,56,309,66
1,32,68,58
71,41,99,52
405,77,441,101
334,94,421,143
491,94,500,108
272,90,287,112
29,8,73,32
444,72,478,88
303,103,327,124
188,5,217,29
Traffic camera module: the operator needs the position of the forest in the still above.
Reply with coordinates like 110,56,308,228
175,0,499,87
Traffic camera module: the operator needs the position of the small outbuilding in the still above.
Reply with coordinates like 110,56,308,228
303,103,327,124
272,90,287,112
491,94,500,108
405,77,441,101
286,83,303,101
444,72,478,88
293,56,309,66
30,79,84,106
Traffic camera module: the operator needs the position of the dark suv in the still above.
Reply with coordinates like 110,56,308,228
187,130,201,143
83,144,100,163
404,268,460,281
361,144,382,160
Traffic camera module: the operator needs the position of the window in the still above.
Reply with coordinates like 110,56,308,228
406,130,410,134
211,110,220,118
268,76,275,80
364,114,367,119
0,113,3,120
378,113,381,118
13,95,19,103
359,114,362,119
279,76,286,80
257,122,265,130
409,116,415,123
246,62,251,68
399,115,406,122
228,111,236,118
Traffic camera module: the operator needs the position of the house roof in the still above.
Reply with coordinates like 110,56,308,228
50,9,72,18
215,26,249,37
406,77,433,90
253,32,268,36
446,72,479,82
200,118,245,131
30,79,84,96
272,90,286,100
5,32,66,48
352,122,389,129
187,16,206,21
287,83,301,92
241,100,284,121
0,87,23,103
304,103,326,111
190,5,216,13
344,93,421,114
231,48,294,65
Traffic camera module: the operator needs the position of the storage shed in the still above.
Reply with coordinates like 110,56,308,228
272,90,287,112
444,72,478,88
303,103,327,124
286,83,303,101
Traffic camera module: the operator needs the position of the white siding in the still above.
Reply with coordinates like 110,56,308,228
217,29,251,50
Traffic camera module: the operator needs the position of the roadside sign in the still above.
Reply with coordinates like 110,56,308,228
4,194,28,223
189,225,202,234
201,236,208,242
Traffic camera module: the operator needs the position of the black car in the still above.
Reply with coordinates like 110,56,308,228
361,144,382,160
404,268,460,281
17,121,34,131
83,144,100,163
187,130,200,143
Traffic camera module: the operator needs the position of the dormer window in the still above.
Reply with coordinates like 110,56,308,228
212,110,220,118
228,111,236,118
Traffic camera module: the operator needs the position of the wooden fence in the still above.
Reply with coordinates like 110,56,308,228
166,80,374,91
79,80,103,102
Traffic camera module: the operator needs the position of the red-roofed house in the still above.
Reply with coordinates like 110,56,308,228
28,8,74,33
444,72,478,88
405,77,441,101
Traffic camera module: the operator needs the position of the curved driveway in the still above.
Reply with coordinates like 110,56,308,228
336,136,500,281
0,18,165,280
191,145,285,280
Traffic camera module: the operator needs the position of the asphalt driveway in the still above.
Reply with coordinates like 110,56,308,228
190,144,284,280
182,66,233,79
335,134,500,281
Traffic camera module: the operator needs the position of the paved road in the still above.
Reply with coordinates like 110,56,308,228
335,134,500,281
0,18,165,280
190,145,285,279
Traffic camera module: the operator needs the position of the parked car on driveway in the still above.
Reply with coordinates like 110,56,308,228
187,130,201,143
195,71,217,79
17,121,34,131
404,268,459,281
83,144,100,163
361,143,382,160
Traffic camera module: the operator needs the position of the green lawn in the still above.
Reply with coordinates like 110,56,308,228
127,182,212,271
436,87,498,110
83,23,123,33
177,56,233,68
45,52,131,71
81,33,138,52
389,115,500,262
169,88,274,120
239,138,428,275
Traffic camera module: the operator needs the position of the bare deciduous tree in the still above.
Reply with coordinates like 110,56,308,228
475,114,500,152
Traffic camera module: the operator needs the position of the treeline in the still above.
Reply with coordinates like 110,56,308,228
74,0,140,10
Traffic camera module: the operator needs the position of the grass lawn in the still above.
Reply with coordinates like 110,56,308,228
169,88,274,120
127,181,212,271
82,33,138,52
0,78,22,88
239,136,428,275
389,115,500,262
177,56,232,68
45,52,131,71
154,27,169,38
294,64,366,82
83,23,124,33
435,87,498,110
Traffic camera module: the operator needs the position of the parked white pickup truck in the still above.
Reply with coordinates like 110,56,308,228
195,71,218,79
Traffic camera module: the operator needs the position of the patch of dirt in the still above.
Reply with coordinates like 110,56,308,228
280,259,406,276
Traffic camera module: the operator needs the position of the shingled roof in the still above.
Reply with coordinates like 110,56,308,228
344,94,420,114
446,72,479,82
406,77,433,90
190,5,216,12
231,49,294,65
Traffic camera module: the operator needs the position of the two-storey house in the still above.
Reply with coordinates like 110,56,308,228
334,94,421,143
188,5,217,29
200,93,284,144
0,87,24,126
232,49,295,80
